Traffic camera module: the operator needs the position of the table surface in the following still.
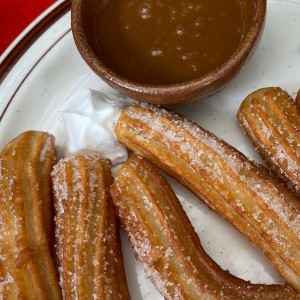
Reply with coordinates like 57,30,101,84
0,0,56,56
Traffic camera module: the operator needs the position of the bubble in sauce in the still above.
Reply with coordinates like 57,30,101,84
151,49,164,56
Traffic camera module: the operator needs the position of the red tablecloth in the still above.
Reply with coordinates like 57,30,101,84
0,0,56,55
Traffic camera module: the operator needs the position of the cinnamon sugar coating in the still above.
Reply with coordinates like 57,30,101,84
111,155,299,299
237,87,300,196
51,154,131,300
115,103,300,293
0,131,62,299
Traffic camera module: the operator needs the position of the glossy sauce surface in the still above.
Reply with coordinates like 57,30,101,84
95,0,245,84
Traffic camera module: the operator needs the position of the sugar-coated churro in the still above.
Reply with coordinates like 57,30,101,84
237,87,300,195
115,103,300,292
51,154,131,300
0,131,62,299
111,155,299,299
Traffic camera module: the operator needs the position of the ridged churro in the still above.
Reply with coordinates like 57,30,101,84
111,155,299,299
115,103,300,292
237,87,300,195
51,154,131,300
0,131,62,299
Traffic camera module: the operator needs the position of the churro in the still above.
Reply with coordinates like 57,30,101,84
111,155,298,299
0,131,62,299
115,103,300,292
237,87,300,195
51,154,131,300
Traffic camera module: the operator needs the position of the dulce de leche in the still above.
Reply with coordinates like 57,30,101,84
94,0,245,84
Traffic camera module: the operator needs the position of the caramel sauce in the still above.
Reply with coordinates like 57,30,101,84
95,0,244,84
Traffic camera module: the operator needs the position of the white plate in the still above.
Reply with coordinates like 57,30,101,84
0,0,300,298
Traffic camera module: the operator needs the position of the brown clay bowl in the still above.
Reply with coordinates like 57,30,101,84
71,0,266,105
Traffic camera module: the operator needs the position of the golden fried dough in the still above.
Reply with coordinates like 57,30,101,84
237,87,300,195
296,89,300,107
0,131,62,299
51,154,131,300
111,155,299,299
115,103,300,292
